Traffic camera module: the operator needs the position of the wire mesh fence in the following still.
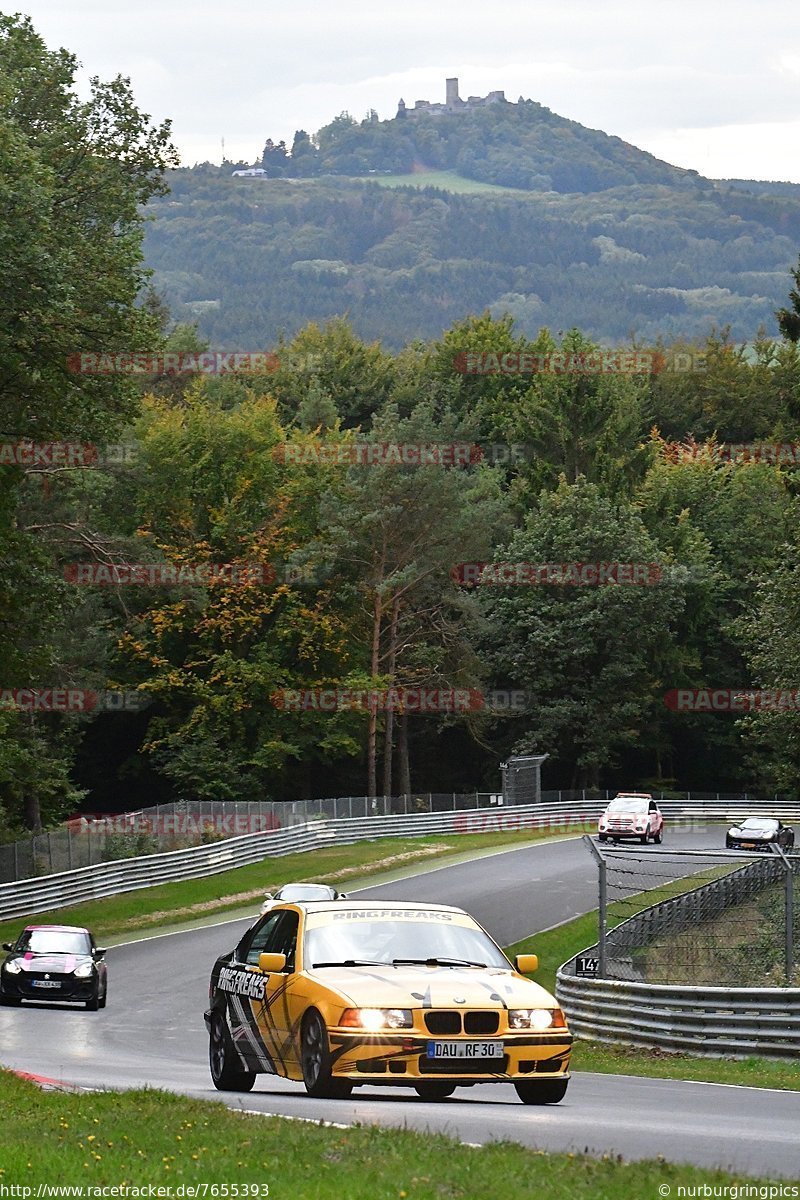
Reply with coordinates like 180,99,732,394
575,839,800,987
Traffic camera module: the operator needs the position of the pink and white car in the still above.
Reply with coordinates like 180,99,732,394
598,793,664,844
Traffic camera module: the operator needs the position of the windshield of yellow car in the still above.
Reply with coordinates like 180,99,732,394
304,910,510,969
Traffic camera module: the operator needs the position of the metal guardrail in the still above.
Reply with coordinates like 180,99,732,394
0,804,577,922
555,974,800,1058
0,793,497,883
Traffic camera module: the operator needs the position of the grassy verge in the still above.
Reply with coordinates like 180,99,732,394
568,1042,800,1090
0,1071,770,1194
510,908,800,1091
0,827,586,947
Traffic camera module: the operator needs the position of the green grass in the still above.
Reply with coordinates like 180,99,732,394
0,1070,772,1194
355,168,528,194
570,1042,800,1090
0,827,586,947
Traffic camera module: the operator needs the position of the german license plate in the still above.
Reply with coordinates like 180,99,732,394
31,980,61,988
741,843,756,849
426,1040,503,1059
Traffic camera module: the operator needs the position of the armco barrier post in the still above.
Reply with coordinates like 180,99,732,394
583,834,607,976
788,867,794,986
774,844,795,984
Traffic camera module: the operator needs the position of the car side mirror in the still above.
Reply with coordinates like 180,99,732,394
258,952,287,974
93,948,107,959
262,893,273,902
514,954,538,974
2,942,14,952
338,893,347,900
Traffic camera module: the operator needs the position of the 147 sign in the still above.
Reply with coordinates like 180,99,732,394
576,955,600,977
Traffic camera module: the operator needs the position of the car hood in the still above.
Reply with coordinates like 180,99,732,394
304,964,559,1009
729,827,771,838
8,952,91,973
601,811,648,820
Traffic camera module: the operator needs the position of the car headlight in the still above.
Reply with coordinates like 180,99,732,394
73,962,95,979
508,1008,566,1031
3,959,22,975
340,1008,413,1031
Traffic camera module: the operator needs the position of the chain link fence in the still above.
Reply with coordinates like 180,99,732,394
572,838,800,987
0,793,502,883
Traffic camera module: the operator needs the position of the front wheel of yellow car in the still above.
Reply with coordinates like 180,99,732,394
209,1011,256,1092
413,1082,456,1100
301,1011,353,1099
514,1079,569,1105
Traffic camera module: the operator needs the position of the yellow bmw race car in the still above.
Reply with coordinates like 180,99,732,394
204,900,571,1104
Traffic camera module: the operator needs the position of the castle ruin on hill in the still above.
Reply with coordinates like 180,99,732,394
396,78,511,119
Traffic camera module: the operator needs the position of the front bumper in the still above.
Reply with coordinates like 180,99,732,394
1,973,97,1001
326,1029,572,1084
599,830,650,840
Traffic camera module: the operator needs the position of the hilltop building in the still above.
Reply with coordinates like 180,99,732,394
396,78,508,119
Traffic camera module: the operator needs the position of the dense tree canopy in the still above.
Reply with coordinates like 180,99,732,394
0,13,176,830
3,18,800,836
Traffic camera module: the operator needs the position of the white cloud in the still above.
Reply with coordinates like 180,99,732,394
13,0,800,180
636,121,800,182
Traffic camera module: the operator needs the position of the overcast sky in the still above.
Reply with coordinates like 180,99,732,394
12,0,800,182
